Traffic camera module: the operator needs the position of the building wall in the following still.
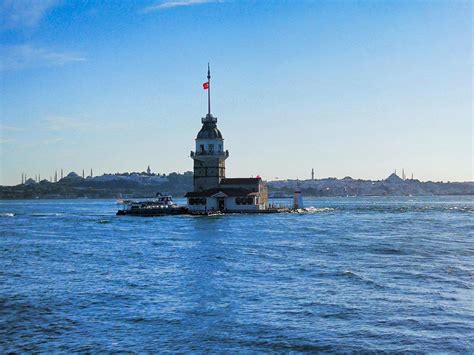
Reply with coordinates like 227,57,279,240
188,203,207,212
187,197,219,211
259,183,268,207
206,197,218,210
225,197,259,211
193,158,226,191
219,181,269,209
187,182,269,212
188,196,264,212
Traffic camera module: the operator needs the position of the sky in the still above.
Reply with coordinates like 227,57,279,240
0,0,472,186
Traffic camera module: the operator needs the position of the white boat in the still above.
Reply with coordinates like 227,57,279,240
116,193,187,216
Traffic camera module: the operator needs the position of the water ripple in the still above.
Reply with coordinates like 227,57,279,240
0,196,472,352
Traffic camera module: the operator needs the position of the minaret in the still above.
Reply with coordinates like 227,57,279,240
82,169,85,179
190,64,228,192
61,169,63,179
311,168,314,180
54,170,57,183
147,165,151,175
90,168,93,178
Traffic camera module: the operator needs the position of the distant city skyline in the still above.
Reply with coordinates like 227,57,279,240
12,165,442,185
1,0,472,186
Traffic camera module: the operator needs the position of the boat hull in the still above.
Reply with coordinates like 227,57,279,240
116,207,188,216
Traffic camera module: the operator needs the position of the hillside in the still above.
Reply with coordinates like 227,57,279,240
1,172,472,199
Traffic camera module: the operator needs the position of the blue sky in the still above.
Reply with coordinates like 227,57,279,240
0,0,472,185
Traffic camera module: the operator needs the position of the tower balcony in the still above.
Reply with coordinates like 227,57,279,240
190,150,229,159
202,114,217,124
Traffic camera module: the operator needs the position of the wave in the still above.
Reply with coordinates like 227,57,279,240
370,247,404,255
340,270,386,288
293,207,336,214
0,212,15,217
336,205,474,214
31,213,64,217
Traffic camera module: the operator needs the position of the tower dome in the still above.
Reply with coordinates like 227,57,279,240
196,120,223,139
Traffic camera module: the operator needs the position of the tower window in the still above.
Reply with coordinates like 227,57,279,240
209,144,214,153
218,144,222,152
200,144,204,153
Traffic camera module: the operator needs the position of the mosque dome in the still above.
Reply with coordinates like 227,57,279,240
24,178,37,185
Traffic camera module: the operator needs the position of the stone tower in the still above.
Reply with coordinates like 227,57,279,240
190,65,229,192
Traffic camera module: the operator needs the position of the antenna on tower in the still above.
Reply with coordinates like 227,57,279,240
207,63,211,116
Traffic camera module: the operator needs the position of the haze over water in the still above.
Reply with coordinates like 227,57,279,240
1,197,472,352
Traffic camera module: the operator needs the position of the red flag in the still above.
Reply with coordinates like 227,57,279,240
203,82,209,90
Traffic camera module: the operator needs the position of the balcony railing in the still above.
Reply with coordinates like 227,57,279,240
190,150,229,158
202,115,217,124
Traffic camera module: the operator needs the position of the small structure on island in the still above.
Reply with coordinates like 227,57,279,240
184,65,269,213
293,190,304,209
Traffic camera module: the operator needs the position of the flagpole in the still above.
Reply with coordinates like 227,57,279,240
207,63,211,115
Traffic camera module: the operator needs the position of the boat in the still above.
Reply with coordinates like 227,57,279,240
116,193,188,216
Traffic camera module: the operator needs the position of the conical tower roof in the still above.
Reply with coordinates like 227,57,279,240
196,118,223,139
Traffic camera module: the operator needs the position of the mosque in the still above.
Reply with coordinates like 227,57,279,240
184,66,269,213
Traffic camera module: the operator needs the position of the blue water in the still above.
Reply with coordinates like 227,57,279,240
1,196,473,352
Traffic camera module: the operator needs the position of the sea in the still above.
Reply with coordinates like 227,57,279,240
0,196,472,353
